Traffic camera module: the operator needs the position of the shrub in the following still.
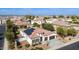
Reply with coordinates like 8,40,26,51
35,47,43,50
42,23,54,31
33,23,40,27
67,28,77,36
57,27,67,37
25,44,30,48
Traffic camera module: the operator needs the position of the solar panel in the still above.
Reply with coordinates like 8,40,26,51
24,28,35,35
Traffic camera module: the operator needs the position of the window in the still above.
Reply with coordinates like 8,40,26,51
40,37,42,42
32,40,35,44
45,37,48,41
49,36,55,40
36,39,39,42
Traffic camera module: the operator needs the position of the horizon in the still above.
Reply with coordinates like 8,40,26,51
0,8,79,16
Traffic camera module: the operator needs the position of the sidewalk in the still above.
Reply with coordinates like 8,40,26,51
3,38,8,50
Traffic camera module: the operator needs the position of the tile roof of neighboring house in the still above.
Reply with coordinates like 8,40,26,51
14,20,27,26
33,17,45,24
24,28,56,39
52,19,70,27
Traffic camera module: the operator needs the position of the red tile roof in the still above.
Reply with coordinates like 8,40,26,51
29,28,56,39
52,20,70,26
14,20,27,26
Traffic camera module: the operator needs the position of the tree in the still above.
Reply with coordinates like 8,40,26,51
6,31,15,42
33,23,40,27
71,18,79,24
6,19,13,29
13,25,19,39
71,16,76,19
25,15,35,20
5,29,15,49
58,15,64,18
53,16,57,18
76,16,79,19
57,27,67,37
66,16,70,19
67,28,77,36
43,17,50,20
5,19,15,49
42,23,54,31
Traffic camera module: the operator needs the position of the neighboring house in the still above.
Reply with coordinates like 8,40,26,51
46,18,53,24
46,18,58,24
52,19,70,27
31,17,45,25
24,19,32,28
14,19,27,28
52,19,71,30
71,24,79,31
66,18,72,22
24,28,57,45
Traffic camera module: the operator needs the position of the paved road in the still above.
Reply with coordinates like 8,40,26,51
58,41,79,50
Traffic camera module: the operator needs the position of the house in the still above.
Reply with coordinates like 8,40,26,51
24,28,57,45
65,18,72,22
24,19,32,28
71,24,79,31
46,18,58,24
46,18,53,24
52,19,70,26
14,19,27,28
31,17,45,25
52,19,71,30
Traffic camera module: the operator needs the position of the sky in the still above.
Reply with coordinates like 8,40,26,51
0,8,79,16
